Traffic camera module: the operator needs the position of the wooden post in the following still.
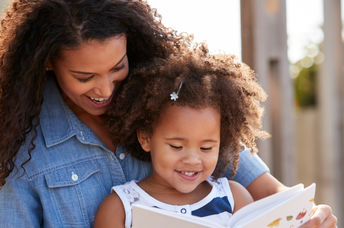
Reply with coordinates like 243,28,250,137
241,0,295,185
319,0,343,222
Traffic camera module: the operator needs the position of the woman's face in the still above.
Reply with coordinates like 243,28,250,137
51,35,128,116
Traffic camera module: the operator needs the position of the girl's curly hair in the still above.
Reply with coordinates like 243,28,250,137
0,0,191,186
107,46,269,178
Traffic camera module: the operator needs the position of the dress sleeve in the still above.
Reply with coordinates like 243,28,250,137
112,183,134,228
0,176,42,227
224,147,270,187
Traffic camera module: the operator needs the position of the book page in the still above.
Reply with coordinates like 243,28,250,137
132,204,225,228
231,183,316,228
228,183,305,225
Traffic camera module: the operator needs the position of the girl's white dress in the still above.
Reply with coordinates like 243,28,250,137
112,177,234,228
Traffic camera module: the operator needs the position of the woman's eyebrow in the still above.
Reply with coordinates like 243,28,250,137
69,53,127,75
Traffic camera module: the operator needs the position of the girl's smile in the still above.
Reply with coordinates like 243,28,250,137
176,170,201,181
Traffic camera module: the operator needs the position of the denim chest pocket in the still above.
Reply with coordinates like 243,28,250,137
45,159,107,227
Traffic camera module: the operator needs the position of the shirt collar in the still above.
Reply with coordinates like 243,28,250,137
40,76,87,148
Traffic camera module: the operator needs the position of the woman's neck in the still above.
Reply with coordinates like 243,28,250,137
62,93,116,152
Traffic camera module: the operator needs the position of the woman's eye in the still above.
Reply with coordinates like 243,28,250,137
169,144,182,150
110,64,125,72
76,75,94,82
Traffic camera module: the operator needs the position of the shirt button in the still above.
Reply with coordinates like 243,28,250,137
71,172,78,181
80,131,85,140
119,153,126,160
180,208,187,214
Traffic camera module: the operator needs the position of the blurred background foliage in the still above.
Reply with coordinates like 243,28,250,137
292,42,323,108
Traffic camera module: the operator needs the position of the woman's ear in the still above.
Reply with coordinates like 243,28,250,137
46,62,53,71
137,130,151,152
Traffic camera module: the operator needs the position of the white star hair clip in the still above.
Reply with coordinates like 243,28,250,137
170,81,183,101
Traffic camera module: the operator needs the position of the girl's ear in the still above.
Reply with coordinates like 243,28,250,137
137,130,151,152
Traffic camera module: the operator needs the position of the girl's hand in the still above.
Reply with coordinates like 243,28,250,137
300,204,337,228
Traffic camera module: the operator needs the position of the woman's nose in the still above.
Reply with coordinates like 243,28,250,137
95,75,115,97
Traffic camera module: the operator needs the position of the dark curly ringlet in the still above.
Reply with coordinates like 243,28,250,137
0,0,191,186
107,46,269,179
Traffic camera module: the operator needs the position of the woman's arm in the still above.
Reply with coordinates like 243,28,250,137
94,192,125,228
246,172,287,200
0,178,42,227
229,148,270,187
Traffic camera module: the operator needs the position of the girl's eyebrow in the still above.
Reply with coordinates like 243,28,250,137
69,53,127,75
165,137,218,143
165,137,185,141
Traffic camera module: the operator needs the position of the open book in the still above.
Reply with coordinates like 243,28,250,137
132,183,316,228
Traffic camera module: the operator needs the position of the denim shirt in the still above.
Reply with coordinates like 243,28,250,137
0,77,269,227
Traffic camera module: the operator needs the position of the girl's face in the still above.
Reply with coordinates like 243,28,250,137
138,105,220,194
51,35,129,116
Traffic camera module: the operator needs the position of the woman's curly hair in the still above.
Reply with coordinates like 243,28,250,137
107,46,269,178
0,0,191,186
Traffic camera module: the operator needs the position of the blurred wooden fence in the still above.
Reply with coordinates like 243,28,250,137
241,0,343,224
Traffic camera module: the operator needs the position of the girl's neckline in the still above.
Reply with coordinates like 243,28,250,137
132,178,217,210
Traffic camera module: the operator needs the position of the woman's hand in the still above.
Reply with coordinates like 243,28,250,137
300,204,337,228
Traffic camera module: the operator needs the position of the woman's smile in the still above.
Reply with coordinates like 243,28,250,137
86,93,114,108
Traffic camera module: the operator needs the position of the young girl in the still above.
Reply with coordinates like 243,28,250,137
95,49,269,227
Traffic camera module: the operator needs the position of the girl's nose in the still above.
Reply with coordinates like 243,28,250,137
182,150,201,165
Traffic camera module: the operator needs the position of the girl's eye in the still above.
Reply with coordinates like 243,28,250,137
76,75,94,82
110,64,125,72
169,144,182,150
200,147,212,151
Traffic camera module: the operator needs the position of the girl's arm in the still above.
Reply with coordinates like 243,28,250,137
228,180,253,213
94,192,125,228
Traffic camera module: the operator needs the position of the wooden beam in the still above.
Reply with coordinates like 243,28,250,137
241,0,295,185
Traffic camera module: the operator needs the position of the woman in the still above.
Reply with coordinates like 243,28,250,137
0,0,336,227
